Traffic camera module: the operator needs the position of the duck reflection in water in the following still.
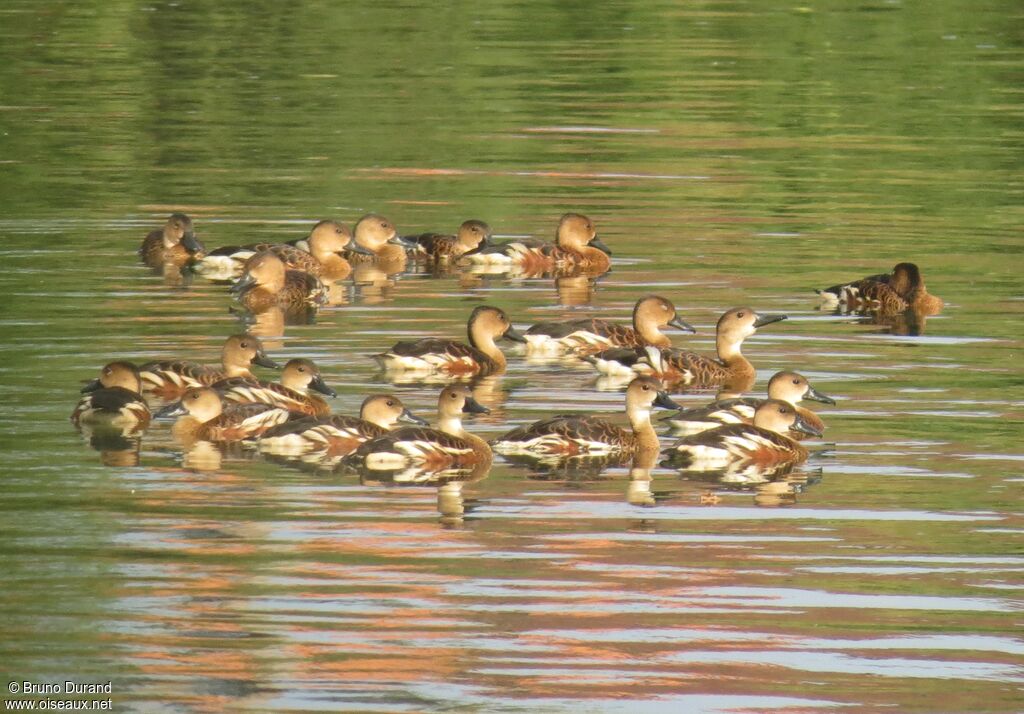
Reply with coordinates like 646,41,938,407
76,422,143,467
679,463,824,508
856,305,935,336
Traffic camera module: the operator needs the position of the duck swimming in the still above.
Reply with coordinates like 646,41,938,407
255,394,427,456
373,305,527,377
523,295,695,355
462,213,611,274
492,376,680,456
586,307,787,392
140,334,280,398
72,361,151,429
194,220,372,281
139,213,205,266
410,219,493,262
214,358,336,417
662,399,822,470
154,386,291,442
345,385,491,471
816,262,943,314
346,214,416,264
231,251,328,312
663,370,834,437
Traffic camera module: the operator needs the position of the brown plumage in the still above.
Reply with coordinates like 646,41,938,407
411,220,492,262
373,305,527,377
524,295,695,355
817,262,943,314
492,376,681,456
139,213,205,266
344,214,416,264
601,307,788,392
214,358,336,417
346,385,492,471
195,220,368,281
140,334,280,399
231,252,328,312
256,394,428,456
663,400,822,470
663,370,835,439
72,361,151,429
155,387,291,442
463,213,612,274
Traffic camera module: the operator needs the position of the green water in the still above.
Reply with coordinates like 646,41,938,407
1,1,1022,712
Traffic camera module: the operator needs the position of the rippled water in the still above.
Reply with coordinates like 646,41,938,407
2,1,1022,712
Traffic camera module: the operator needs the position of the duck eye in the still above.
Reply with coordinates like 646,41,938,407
793,378,801,385
386,400,394,407
240,341,249,349
736,312,745,318
298,366,306,373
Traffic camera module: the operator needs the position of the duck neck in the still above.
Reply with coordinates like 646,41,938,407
437,415,465,437
223,364,254,379
717,334,753,374
469,329,506,369
627,406,659,452
636,320,670,347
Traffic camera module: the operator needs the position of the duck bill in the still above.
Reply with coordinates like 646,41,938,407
790,413,823,438
80,378,102,394
399,408,429,425
753,313,788,328
462,396,490,415
388,233,417,249
653,390,683,411
252,351,281,369
502,325,528,344
805,385,836,405
181,232,206,256
308,375,337,397
589,235,612,255
230,273,257,295
347,242,375,256
668,315,696,334
154,401,187,419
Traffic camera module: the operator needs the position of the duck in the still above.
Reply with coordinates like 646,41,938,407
345,385,492,471
230,251,328,313
345,214,417,264
409,219,493,262
816,262,943,314
372,305,527,377
492,376,681,456
140,334,280,398
214,358,337,417
663,370,835,437
255,394,428,456
462,213,611,274
585,307,788,392
193,220,373,281
523,295,695,355
72,361,151,429
662,399,822,470
154,386,291,442
139,213,205,266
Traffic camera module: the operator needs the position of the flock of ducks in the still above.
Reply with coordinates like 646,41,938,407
73,210,944,488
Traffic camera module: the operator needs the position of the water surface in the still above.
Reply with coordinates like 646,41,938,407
1,1,1022,712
